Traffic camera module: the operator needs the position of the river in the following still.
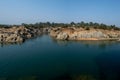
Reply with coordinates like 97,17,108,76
0,35,120,80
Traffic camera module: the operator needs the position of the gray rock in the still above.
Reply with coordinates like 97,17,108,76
56,32,68,40
0,26,42,43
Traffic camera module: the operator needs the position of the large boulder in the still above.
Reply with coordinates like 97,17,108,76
56,32,68,40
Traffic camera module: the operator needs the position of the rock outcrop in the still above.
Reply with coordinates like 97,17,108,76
50,27,120,40
1,26,120,43
0,26,42,43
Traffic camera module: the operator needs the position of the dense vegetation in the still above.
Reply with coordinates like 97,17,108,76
0,21,120,30
0,24,12,28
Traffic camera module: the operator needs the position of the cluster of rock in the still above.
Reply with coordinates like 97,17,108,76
42,27,52,33
1,26,120,43
50,27,120,40
0,26,41,43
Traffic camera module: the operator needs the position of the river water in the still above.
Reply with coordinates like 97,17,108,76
0,35,120,80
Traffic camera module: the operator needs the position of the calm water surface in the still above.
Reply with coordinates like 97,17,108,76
0,35,120,80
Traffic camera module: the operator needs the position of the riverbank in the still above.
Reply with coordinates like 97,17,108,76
0,26,120,43
0,26,50,43
50,27,120,41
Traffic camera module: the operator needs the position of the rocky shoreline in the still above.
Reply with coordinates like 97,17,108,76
0,26,50,43
0,26,120,43
50,27,120,41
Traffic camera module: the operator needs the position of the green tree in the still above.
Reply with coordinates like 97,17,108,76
70,22,75,27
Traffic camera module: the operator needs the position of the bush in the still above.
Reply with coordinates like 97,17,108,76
85,27,90,30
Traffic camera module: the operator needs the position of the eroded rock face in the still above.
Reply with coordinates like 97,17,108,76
0,33,23,42
0,26,42,43
75,31,108,39
56,32,68,40
50,27,120,40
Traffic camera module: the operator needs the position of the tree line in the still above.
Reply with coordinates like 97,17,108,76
0,21,120,30
22,21,120,30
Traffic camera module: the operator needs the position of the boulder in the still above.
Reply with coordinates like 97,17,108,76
56,32,68,40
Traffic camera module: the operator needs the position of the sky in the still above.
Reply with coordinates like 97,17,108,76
0,0,120,26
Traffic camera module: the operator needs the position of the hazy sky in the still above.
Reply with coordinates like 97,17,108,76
0,0,120,26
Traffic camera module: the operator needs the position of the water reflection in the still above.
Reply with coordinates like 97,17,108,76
0,34,44,48
0,42,23,47
0,35,119,48
53,39,119,49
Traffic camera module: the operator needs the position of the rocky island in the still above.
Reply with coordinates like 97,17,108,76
0,22,120,43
